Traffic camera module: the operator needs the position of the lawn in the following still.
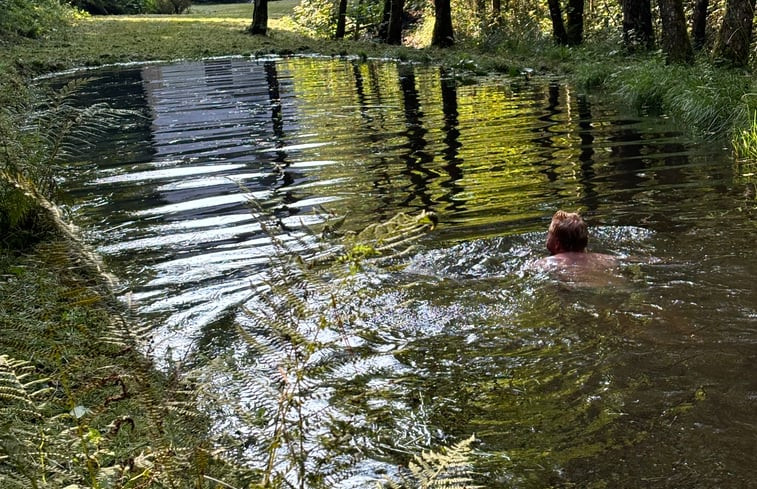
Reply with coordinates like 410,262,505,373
186,0,300,20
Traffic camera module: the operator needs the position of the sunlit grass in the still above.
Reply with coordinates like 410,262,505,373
733,113,757,161
187,0,299,19
3,2,756,151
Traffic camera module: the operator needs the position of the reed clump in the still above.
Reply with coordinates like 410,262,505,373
604,56,756,141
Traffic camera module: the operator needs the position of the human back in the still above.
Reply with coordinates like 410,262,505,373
533,210,619,280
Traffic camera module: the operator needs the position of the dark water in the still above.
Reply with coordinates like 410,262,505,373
55,57,757,487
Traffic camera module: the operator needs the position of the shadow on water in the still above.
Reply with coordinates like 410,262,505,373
53,57,757,487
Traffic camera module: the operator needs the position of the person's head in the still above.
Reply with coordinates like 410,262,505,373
546,210,588,255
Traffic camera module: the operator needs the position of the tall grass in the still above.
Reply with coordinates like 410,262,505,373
607,56,754,139
733,112,757,161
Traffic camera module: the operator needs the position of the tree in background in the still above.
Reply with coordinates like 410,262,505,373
547,0,569,44
386,0,405,43
547,0,584,45
691,0,709,50
620,0,655,50
566,0,584,45
657,0,693,63
249,0,269,35
714,0,756,66
336,0,349,37
432,0,455,46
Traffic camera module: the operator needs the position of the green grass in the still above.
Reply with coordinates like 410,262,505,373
186,0,300,19
0,240,246,488
733,114,757,160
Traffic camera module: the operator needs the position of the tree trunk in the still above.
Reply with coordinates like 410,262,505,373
386,0,404,44
378,0,391,39
335,0,348,39
474,0,487,30
620,0,654,50
249,0,268,35
353,0,363,39
691,0,709,49
714,0,756,66
547,0,569,44
492,0,501,18
432,0,455,47
566,0,584,45
657,0,694,63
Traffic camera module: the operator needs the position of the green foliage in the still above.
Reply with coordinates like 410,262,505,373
190,208,437,488
609,57,754,137
1,78,134,246
383,435,479,489
149,0,191,14
69,0,150,15
0,244,246,488
0,0,79,41
69,0,189,15
733,111,757,161
292,0,340,37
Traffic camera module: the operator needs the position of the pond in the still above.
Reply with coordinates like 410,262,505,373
55,56,756,487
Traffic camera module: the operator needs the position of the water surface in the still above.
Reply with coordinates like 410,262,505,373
57,57,757,487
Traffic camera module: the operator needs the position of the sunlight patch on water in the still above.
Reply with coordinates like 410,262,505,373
93,163,248,184
134,190,271,216
97,222,263,253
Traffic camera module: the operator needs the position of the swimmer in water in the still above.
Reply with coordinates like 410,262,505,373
535,210,617,272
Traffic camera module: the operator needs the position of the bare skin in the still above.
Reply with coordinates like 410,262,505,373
537,251,617,269
532,210,621,285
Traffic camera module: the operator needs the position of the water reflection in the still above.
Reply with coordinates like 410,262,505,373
54,57,757,488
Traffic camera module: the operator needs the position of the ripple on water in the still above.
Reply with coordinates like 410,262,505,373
53,57,757,487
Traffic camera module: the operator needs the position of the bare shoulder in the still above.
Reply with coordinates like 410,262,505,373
529,252,624,287
532,252,618,270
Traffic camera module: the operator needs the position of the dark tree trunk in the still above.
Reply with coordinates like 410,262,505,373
335,0,348,38
714,0,756,66
386,0,404,44
249,0,268,35
657,0,694,63
492,0,501,17
620,0,654,50
432,0,455,47
378,0,391,39
547,0,569,44
691,0,709,49
475,0,487,31
566,0,584,45
353,0,363,39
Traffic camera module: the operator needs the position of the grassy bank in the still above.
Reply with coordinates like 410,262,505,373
0,238,250,487
3,3,755,145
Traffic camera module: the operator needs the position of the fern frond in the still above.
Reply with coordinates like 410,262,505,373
394,435,480,489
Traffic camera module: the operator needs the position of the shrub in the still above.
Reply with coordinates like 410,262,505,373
0,0,78,40
150,0,191,14
69,0,151,15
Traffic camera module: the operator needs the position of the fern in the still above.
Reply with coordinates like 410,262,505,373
1,243,250,488
1,77,137,239
189,206,437,489
383,436,480,489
